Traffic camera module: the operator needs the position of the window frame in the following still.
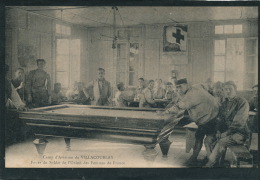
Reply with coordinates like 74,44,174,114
213,36,258,90
55,37,81,89
213,38,227,83
214,24,243,35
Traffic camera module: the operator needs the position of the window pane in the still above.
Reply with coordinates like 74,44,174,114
56,55,69,71
224,25,233,34
117,59,126,72
234,24,242,34
226,38,245,90
117,44,127,57
70,39,80,55
214,40,225,55
56,24,71,36
214,56,225,71
57,39,69,54
214,72,225,82
129,57,135,71
215,25,223,34
129,72,136,86
56,72,69,88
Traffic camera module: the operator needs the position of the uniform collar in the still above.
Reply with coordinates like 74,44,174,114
226,96,237,102
97,78,105,82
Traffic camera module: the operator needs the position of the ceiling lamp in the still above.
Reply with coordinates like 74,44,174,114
112,6,118,49
100,6,125,49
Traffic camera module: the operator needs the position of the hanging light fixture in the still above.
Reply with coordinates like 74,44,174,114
112,6,118,49
100,6,126,49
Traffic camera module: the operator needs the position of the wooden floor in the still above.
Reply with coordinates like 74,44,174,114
5,131,217,168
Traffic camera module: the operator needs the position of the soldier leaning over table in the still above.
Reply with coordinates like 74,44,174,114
174,78,219,166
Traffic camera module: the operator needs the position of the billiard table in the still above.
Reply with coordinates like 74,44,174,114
19,104,183,160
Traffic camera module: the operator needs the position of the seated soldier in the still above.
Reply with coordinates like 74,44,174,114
139,80,157,108
153,79,166,99
129,77,146,107
205,81,250,167
66,81,78,101
135,78,146,100
11,68,25,101
5,65,27,144
164,82,180,108
51,83,66,105
114,82,135,107
73,82,91,105
168,70,178,92
5,64,27,111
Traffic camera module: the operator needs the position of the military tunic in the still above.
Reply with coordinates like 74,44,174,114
26,69,51,107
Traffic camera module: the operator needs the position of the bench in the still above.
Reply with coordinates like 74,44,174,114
184,119,256,168
228,145,253,167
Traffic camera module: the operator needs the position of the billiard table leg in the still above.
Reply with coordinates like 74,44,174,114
142,144,158,162
159,138,172,158
33,137,48,155
64,138,71,151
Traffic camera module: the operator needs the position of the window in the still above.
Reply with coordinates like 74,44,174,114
116,42,139,86
56,24,71,36
56,39,80,89
244,39,258,89
213,40,226,82
129,43,139,86
115,29,141,87
214,38,257,90
215,24,243,34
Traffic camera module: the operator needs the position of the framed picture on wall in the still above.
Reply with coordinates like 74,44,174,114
163,24,188,52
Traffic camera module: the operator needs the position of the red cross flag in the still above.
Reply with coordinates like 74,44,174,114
164,25,188,52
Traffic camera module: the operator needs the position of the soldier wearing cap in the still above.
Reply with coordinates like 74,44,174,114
26,59,51,107
175,78,219,165
205,81,250,167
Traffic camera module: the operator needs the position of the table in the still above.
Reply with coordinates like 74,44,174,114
19,104,178,160
130,98,169,108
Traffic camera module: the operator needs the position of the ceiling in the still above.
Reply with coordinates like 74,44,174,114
11,6,258,28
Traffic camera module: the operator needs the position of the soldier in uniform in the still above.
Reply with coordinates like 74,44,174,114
26,59,51,107
86,68,111,106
